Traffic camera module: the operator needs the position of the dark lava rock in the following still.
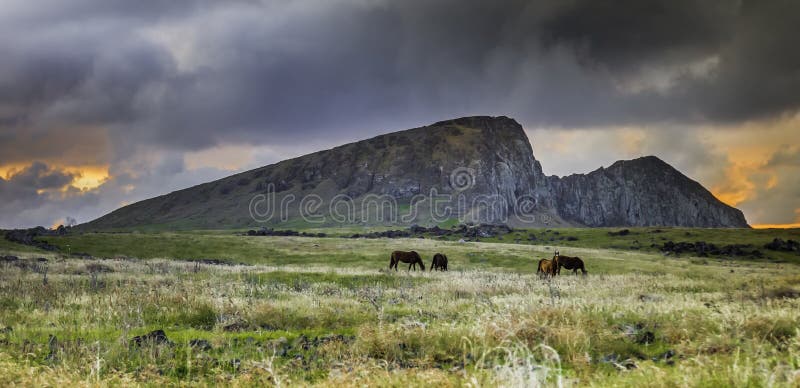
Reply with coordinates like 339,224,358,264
292,334,311,351
130,330,171,347
189,339,212,351
4,228,60,251
228,358,241,370
608,229,631,236
245,228,327,238
223,321,249,332
267,337,290,356
312,334,353,346
85,263,114,273
601,353,619,363
636,331,656,345
619,323,655,344
340,223,514,240
618,359,638,370
1,255,19,263
764,238,800,253
661,240,758,258
188,258,237,266
653,349,675,362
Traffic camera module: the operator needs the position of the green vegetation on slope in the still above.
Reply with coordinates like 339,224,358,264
34,226,800,265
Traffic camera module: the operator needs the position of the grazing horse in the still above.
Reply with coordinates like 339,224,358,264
552,250,587,275
430,253,448,271
390,251,425,271
537,258,555,277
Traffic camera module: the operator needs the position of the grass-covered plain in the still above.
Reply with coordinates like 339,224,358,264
35,226,800,266
1,228,799,386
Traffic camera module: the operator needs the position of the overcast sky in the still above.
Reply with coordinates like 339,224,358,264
1,0,798,228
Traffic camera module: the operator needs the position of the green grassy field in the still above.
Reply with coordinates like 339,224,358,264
1,228,799,386
29,226,800,266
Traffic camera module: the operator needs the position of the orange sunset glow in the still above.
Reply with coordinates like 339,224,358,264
0,0,797,231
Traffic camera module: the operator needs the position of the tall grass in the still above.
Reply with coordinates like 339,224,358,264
0,235,799,386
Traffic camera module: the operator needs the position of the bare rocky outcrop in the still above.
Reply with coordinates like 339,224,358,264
547,156,748,227
80,116,748,229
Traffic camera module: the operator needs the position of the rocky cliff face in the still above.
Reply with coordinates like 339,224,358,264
82,116,748,229
548,156,748,227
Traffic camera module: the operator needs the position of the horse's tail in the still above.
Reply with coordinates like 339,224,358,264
577,257,587,275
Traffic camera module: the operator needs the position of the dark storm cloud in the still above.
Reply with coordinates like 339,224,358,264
2,162,75,191
767,145,800,167
537,0,737,69
2,0,799,227
2,0,799,158
0,162,78,227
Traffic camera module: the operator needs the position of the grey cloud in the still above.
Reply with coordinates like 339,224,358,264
767,145,800,167
0,157,238,229
739,170,800,224
1,0,799,227
0,162,78,228
538,0,737,69
3,162,75,190
736,144,800,224
3,0,800,161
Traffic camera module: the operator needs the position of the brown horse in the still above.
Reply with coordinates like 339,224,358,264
553,250,587,275
390,251,425,271
431,253,448,271
537,258,554,277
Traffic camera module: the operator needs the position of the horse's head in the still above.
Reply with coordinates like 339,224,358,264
553,250,560,258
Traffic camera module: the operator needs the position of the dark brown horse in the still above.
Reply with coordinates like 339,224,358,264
430,253,448,271
537,258,554,277
553,250,587,275
390,251,425,271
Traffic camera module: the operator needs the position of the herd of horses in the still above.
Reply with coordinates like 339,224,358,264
389,250,447,271
389,249,586,275
537,250,587,276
